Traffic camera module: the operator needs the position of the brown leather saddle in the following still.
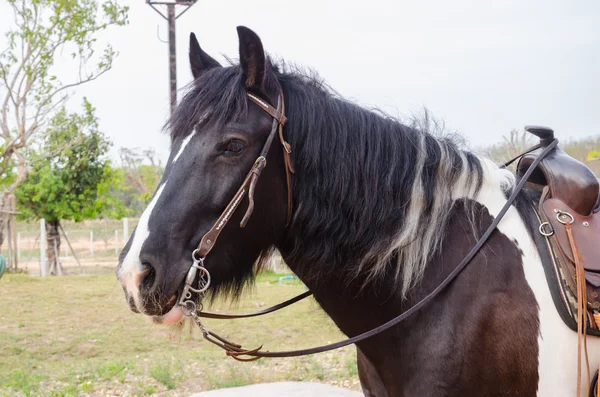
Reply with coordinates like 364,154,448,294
516,126,600,330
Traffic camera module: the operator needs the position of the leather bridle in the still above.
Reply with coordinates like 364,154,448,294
177,88,559,361
192,90,293,264
176,88,297,331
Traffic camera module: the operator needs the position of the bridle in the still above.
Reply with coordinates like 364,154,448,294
176,89,293,313
176,87,559,361
177,87,298,354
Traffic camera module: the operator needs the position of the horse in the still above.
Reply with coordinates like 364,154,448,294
116,26,600,396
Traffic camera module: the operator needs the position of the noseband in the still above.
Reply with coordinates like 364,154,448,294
176,87,559,362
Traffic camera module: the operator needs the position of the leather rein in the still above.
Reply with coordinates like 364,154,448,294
177,88,559,361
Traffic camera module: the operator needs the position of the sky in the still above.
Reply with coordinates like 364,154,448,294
1,0,599,164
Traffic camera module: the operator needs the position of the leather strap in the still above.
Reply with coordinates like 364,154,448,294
195,91,292,259
566,222,591,396
201,139,560,359
248,92,295,226
275,94,295,226
248,93,287,125
499,143,542,169
196,167,257,258
199,290,312,319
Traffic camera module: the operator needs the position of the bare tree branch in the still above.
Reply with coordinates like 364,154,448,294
47,67,110,100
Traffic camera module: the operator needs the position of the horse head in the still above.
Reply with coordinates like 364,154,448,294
116,26,289,324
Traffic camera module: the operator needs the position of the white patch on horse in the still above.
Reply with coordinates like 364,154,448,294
118,181,168,311
473,158,600,397
172,130,196,163
362,135,483,296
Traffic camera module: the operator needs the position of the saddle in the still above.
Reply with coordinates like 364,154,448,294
517,125,600,396
517,126,600,318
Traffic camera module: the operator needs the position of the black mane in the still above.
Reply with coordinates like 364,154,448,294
169,59,484,297
277,65,483,288
167,65,249,142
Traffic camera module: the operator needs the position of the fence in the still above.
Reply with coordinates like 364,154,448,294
11,218,139,275
8,217,288,276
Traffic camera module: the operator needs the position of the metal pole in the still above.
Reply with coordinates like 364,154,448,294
65,232,69,257
17,232,20,261
167,4,177,116
40,219,46,277
147,1,196,115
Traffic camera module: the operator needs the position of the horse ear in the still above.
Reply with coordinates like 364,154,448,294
237,26,266,92
189,32,220,79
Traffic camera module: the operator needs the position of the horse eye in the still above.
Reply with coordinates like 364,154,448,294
225,139,245,154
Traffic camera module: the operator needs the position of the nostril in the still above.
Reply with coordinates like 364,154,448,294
140,262,156,293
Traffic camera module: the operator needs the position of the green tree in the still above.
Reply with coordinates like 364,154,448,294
0,0,128,247
15,99,128,275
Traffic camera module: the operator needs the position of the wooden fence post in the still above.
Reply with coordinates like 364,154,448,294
40,219,47,277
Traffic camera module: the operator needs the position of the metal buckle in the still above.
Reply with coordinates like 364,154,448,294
283,141,292,154
539,222,554,236
254,155,267,167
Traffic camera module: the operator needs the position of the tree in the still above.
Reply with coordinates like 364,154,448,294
0,0,128,246
482,129,535,165
116,148,163,215
15,99,128,275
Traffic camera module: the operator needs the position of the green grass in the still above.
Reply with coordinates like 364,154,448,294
149,362,178,390
345,357,359,377
0,272,359,396
209,367,252,389
254,269,301,284
135,382,157,396
97,361,132,382
0,368,45,397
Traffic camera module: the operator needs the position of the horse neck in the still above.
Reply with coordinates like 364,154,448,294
277,131,526,345
277,74,489,300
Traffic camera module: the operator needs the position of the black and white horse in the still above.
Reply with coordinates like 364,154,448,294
116,26,598,396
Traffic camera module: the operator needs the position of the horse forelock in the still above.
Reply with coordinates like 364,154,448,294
165,65,249,143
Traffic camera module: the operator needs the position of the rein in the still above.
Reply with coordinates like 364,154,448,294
177,89,558,361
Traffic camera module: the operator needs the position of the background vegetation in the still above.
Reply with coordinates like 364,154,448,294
481,129,600,175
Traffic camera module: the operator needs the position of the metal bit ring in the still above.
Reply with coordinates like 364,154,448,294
181,300,197,317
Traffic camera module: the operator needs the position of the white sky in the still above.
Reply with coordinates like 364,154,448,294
1,0,599,163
